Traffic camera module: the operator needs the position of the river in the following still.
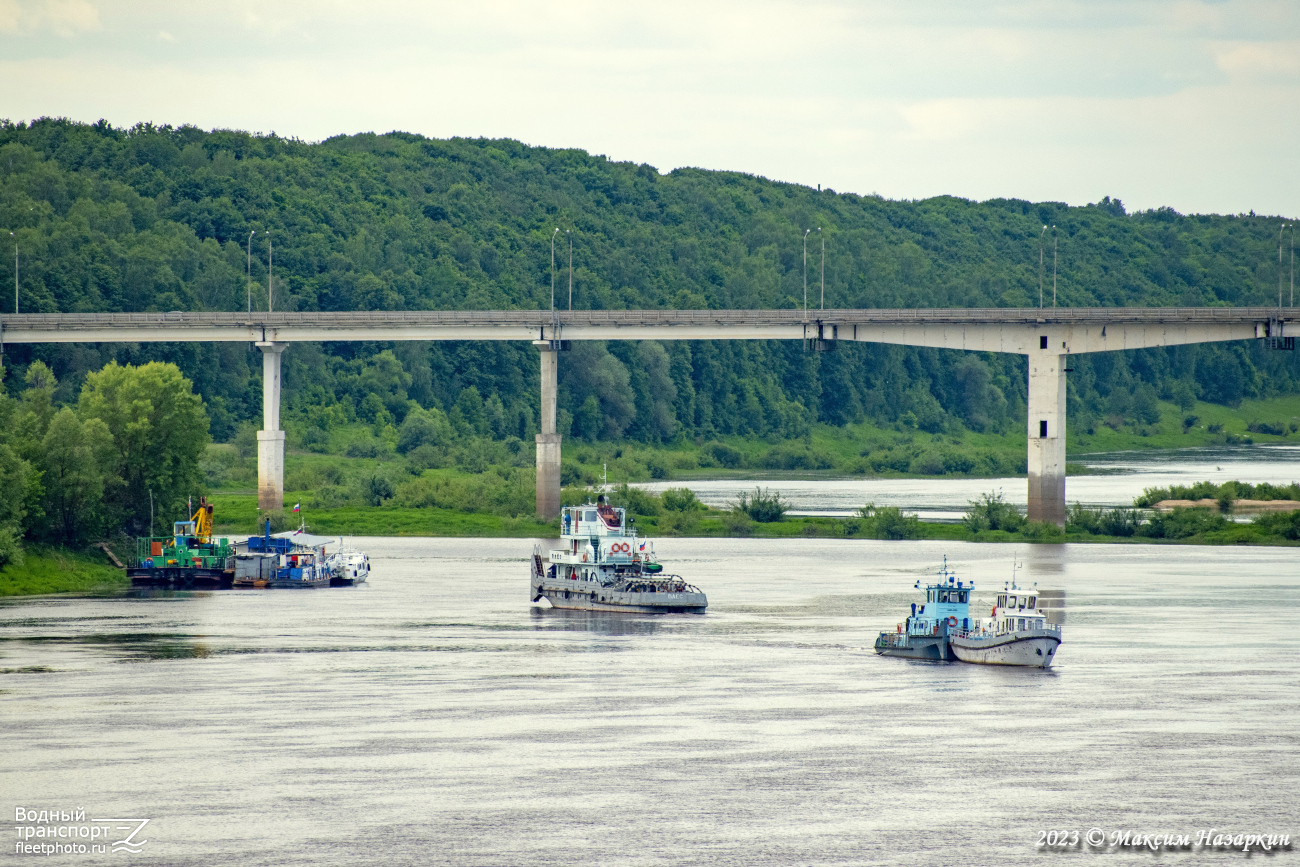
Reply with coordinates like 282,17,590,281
640,443,1300,520
3,513,1297,863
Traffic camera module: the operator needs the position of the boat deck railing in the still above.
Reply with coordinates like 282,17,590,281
952,623,1062,640
609,575,701,594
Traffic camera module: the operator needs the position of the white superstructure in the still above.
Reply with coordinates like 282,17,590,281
948,568,1062,667
531,496,706,614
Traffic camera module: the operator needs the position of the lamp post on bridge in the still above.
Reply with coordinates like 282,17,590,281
802,228,811,315
567,230,573,310
246,230,256,316
818,228,825,310
267,233,274,313
550,227,559,317
1052,225,1058,308
1039,225,1047,308
9,232,15,315
1281,224,1291,309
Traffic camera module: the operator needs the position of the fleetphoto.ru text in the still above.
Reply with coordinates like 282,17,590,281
13,808,151,856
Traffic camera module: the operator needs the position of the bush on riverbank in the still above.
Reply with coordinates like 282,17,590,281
1134,480,1300,507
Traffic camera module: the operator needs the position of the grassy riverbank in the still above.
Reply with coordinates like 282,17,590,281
0,547,128,597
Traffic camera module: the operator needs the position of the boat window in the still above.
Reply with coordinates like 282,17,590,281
959,591,968,603
1028,597,1036,609
1007,595,1017,607
997,595,1006,607
583,510,598,522
1018,598,1026,610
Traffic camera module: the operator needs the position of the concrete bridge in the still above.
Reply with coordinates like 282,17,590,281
2,306,1293,525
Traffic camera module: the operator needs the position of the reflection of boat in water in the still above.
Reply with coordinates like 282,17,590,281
528,607,666,636
531,495,706,614
875,558,1062,668
129,498,234,588
948,562,1062,668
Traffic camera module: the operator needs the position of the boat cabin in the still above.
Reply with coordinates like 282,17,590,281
903,560,974,636
550,496,657,583
983,591,1047,635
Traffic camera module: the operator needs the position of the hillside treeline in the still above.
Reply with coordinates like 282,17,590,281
1,117,1297,446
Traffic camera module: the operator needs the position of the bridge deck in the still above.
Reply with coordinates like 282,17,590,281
0,306,1293,335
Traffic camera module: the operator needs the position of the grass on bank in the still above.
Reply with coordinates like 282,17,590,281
0,546,128,597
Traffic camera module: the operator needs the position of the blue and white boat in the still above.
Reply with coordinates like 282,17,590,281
876,558,1063,667
874,558,973,661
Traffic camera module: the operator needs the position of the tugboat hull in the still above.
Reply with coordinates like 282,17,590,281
874,632,954,661
534,578,707,614
949,630,1061,668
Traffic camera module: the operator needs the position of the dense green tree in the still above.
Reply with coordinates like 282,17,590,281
77,361,209,533
39,409,115,544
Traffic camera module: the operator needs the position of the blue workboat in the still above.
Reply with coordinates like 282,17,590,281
874,558,974,661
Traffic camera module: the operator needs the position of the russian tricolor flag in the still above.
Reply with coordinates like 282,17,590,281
293,503,301,513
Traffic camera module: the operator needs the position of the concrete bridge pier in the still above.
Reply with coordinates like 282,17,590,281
256,341,288,511
535,340,562,520
1027,346,1067,526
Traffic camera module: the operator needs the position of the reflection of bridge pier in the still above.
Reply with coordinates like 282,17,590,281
0,308,1284,525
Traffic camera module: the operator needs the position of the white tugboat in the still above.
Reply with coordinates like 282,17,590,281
948,561,1062,668
531,494,707,614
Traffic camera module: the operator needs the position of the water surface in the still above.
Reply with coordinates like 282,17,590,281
3,537,1296,865
641,443,1300,519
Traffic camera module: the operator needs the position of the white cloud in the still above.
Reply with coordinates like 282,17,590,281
1,0,1297,215
0,0,98,35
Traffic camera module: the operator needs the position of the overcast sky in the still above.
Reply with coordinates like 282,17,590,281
2,0,1297,216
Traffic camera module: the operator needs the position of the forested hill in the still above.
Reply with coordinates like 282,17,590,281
1,117,1297,446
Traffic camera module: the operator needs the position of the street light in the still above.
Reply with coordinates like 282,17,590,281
818,228,825,310
10,232,15,315
267,234,273,313
803,228,811,315
550,227,559,316
1039,225,1047,308
567,230,573,311
1052,225,1058,308
247,230,256,315
1282,224,1291,309
1290,224,1295,307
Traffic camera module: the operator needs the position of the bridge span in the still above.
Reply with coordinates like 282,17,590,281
2,307,1292,525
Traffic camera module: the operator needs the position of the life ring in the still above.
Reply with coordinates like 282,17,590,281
947,616,958,628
